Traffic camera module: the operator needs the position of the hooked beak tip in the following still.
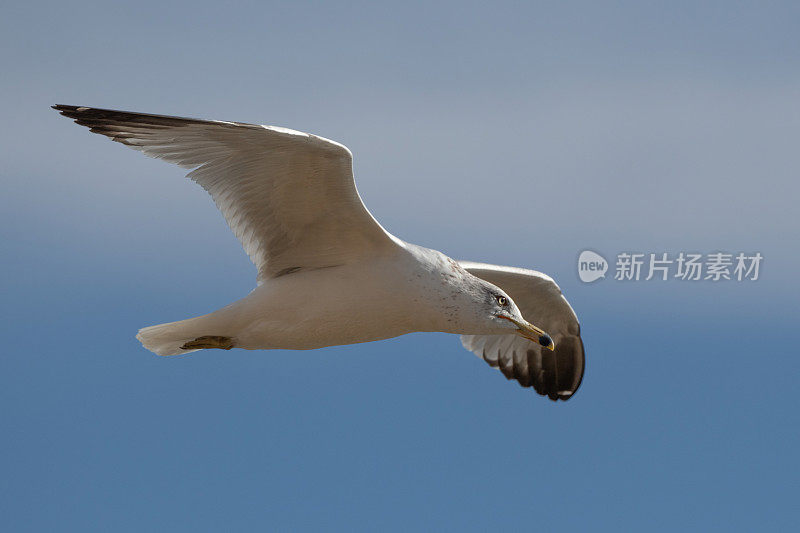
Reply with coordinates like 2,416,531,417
503,316,556,351
538,334,556,351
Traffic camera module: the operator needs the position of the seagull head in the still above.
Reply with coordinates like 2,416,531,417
480,285,556,351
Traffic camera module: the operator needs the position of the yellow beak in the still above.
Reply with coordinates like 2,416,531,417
500,316,556,351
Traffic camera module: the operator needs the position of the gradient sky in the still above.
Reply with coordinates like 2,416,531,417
2,1,799,531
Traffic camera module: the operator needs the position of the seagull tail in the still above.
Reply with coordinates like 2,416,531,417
136,314,235,356
136,320,200,356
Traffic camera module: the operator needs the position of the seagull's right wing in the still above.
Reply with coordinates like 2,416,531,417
54,105,399,283
459,261,585,401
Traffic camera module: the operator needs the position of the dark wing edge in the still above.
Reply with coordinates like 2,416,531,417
52,104,265,136
466,331,585,401
460,262,586,401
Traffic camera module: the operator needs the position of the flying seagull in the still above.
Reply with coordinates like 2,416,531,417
53,105,585,401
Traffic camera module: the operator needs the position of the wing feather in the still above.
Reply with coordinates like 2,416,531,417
54,105,397,282
459,261,585,401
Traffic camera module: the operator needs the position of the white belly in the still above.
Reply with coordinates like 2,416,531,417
221,258,424,350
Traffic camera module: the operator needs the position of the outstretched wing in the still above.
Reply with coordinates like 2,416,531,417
53,105,398,282
459,261,585,401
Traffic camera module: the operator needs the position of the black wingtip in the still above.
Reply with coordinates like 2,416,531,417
52,105,91,120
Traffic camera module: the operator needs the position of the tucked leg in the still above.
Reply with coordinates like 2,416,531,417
180,336,235,350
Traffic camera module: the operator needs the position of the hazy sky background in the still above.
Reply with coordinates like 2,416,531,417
2,1,798,531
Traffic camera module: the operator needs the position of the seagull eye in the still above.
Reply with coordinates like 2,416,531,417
496,295,508,306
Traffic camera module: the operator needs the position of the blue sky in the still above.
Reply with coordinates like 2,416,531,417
1,1,798,531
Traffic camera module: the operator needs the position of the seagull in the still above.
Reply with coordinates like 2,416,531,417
53,105,585,401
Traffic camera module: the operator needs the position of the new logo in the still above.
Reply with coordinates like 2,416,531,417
578,250,608,283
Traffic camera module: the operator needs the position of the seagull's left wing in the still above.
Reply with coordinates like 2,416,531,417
459,261,585,401
53,105,398,283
